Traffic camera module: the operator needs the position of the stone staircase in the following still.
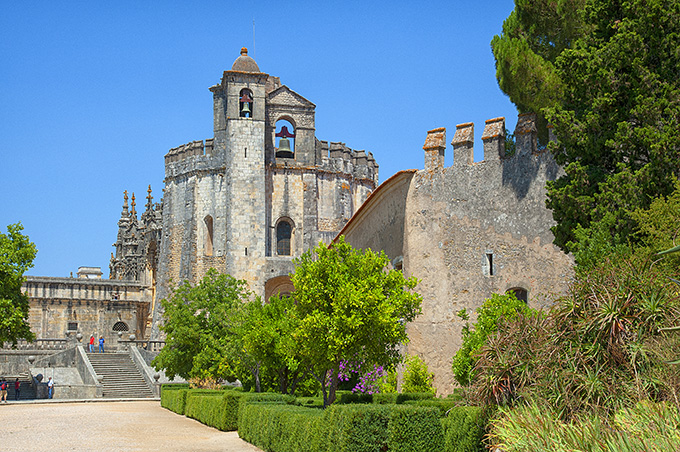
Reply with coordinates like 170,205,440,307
86,353,154,398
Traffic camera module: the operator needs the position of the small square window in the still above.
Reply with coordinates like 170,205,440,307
67,322,78,331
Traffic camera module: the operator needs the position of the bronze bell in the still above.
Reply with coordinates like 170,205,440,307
276,137,294,158
241,102,251,115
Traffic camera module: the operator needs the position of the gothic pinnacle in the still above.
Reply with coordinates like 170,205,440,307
122,190,129,217
130,193,137,217
146,185,153,211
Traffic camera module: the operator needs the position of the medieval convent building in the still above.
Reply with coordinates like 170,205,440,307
19,49,572,394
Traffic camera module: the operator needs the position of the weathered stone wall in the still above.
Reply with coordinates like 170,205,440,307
340,114,574,395
337,170,416,261
23,276,150,345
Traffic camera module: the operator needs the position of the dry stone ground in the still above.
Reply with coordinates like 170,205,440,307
0,400,263,452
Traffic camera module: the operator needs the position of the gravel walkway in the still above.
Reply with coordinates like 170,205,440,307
0,400,264,452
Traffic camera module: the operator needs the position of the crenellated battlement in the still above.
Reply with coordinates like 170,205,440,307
317,140,380,183
425,113,546,172
164,138,215,164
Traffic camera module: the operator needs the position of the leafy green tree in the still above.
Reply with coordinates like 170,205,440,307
401,354,435,394
493,0,680,256
452,292,535,386
238,295,312,395
152,269,256,387
290,236,422,407
0,223,37,347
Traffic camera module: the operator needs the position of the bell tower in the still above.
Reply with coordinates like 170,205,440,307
209,48,269,293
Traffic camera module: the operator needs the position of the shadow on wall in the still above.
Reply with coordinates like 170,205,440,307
500,114,561,200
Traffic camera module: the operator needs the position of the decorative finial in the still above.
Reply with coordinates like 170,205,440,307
146,185,153,211
241,47,248,55
121,190,129,217
130,192,137,217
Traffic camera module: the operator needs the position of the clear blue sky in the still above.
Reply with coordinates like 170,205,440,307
1,1,519,278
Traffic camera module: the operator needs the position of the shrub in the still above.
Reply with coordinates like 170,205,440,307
185,393,231,430
295,396,324,408
373,392,434,405
225,391,296,431
160,388,189,414
402,355,435,394
403,398,459,416
239,403,323,452
452,292,536,386
472,255,680,418
489,401,680,452
338,392,373,404
317,404,391,452
388,405,445,452
239,402,444,452
373,393,398,404
396,392,435,404
441,406,488,452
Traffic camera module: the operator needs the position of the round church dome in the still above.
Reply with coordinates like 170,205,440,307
231,47,260,73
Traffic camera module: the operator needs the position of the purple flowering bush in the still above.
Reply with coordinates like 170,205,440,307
337,360,396,395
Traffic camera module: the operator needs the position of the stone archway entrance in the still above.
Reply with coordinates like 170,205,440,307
264,275,295,301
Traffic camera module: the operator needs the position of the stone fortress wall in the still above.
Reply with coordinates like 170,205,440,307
23,267,150,346
339,113,574,394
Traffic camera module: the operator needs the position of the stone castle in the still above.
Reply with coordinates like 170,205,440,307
17,49,572,395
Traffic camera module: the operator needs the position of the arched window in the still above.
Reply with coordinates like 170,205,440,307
275,119,295,159
239,88,253,118
204,216,214,256
112,321,129,332
506,287,528,303
276,220,292,256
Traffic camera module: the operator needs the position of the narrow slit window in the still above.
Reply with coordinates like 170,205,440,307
204,216,214,256
484,253,494,276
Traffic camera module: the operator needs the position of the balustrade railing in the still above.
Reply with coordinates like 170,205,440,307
117,339,165,352
1,339,68,351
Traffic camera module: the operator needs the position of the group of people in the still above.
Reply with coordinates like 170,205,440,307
87,335,105,353
0,378,22,402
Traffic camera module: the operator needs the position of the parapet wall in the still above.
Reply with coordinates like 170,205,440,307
425,113,544,172
316,140,379,184
164,139,214,164
164,135,379,186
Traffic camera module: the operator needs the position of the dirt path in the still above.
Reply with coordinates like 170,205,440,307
0,400,264,452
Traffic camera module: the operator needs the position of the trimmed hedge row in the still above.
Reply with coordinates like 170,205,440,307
239,402,444,452
441,406,488,452
373,392,435,405
161,388,189,414
161,388,487,451
160,387,296,431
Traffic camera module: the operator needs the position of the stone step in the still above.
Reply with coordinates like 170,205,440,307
85,352,154,398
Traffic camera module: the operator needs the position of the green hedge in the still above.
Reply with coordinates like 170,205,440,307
295,396,324,408
373,392,435,405
441,406,487,452
161,388,189,414
403,398,459,416
228,392,296,431
337,392,373,404
161,388,294,430
240,403,322,451
239,402,444,452
184,393,232,431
